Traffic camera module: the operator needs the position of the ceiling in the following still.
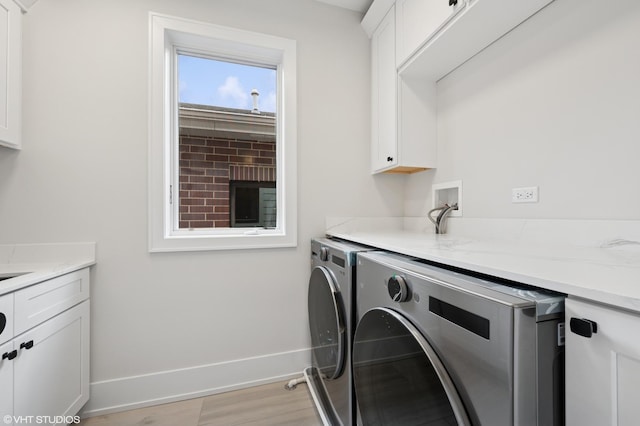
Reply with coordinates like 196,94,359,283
314,0,373,14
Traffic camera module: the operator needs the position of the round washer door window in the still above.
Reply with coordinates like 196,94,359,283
308,266,346,380
353,307,471,426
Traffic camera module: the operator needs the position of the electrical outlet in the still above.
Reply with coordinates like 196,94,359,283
512,186,539,203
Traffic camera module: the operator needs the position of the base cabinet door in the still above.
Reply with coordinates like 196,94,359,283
565,297,640,426
0,340,15,425
13,301,90,425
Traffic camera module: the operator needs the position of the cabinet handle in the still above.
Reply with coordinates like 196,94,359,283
2,350,17,360
386,156,394,162
569,317,598,338
20,340,34,350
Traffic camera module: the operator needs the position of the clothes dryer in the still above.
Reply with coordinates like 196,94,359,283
305,238,371,426
353,251,565,425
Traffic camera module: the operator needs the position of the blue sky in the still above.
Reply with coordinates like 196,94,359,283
178,54,277,113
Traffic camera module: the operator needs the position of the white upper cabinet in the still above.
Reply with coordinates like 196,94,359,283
0,0,22,149
363,0,555,174
399,0,555,80
370,5,436,174
370,6,398,172
395,0,465,67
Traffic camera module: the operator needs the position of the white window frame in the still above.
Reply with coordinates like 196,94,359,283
148,13,297,252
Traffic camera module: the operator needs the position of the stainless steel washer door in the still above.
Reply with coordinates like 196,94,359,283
353,307,471,426
308,266,346,380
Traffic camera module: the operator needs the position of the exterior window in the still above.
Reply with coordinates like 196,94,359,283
149,13,297,252
177,55,277,230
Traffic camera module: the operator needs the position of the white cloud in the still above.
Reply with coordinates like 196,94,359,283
179,80,188,100
263,91,277,113
217,76,248,109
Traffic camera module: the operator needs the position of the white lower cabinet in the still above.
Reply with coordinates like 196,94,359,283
565,297,640,426
14,301,90,424
0,269,90,426
0,340,15,423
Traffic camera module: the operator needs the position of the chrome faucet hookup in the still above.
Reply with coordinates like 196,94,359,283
428,203,458,234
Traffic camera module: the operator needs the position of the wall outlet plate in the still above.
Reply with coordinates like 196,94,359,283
512,186,539,203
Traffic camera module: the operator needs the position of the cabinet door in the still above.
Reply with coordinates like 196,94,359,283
0,340,14,426
396,0,465,67
371,6,397,173
565,298,640,426
0,0,21,149
13,300,90,423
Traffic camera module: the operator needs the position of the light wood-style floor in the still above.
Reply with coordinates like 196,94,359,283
79,381,322,426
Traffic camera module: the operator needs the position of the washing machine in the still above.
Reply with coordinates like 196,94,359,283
305,238,372,426
353,251,565,426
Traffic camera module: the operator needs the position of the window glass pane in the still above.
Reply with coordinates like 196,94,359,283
177,54,277,229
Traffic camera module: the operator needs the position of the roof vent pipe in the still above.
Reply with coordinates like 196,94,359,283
251,89,260,114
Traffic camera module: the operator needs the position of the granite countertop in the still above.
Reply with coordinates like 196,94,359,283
326,217,640,314
0,243,96,296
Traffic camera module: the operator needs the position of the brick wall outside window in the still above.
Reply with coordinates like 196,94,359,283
179,136,276,228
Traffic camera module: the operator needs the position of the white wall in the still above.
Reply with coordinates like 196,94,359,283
0,0,404,414
405,0,640,220
6,0,637,415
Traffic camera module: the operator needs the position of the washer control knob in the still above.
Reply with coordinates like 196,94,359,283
319,247,330,262
387,275,409,302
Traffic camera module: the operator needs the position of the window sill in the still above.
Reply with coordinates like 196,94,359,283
149,228,297,252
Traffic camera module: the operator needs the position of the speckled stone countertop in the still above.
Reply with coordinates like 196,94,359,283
0,243,95,296
326,217,640,314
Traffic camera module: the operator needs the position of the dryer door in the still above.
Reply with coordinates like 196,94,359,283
353,307,471,426
308,266,346,380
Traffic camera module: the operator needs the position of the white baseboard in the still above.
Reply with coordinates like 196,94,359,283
80,347,311,417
